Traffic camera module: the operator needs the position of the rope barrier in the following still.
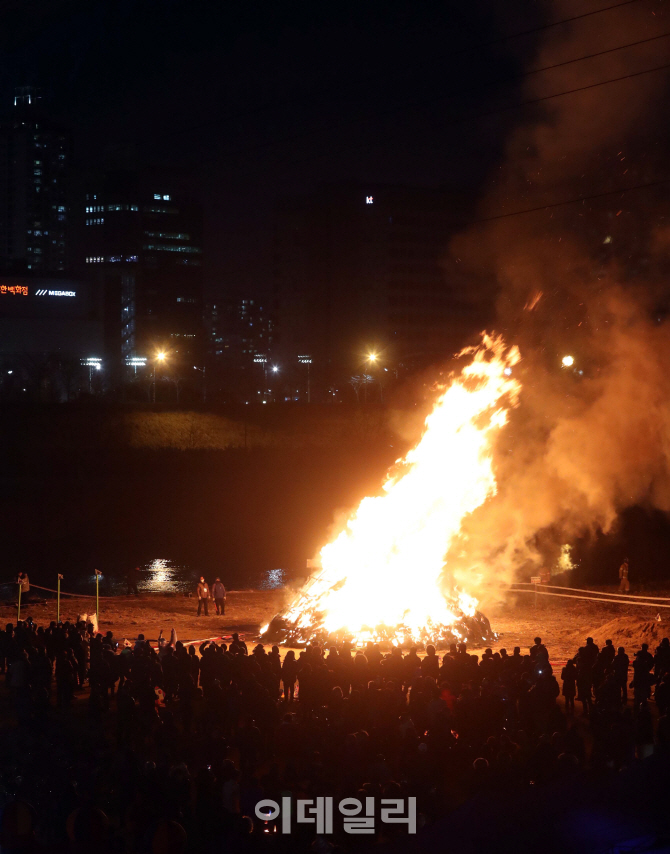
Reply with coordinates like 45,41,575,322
150,635,227,648
512,582,670,602
29,584,115,600
512,587,670,608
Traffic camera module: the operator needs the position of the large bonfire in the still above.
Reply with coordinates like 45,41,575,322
262,335,521,648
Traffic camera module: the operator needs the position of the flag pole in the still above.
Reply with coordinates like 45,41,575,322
95,569,102,622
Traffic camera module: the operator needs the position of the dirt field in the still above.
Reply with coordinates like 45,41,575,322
3,586,669,664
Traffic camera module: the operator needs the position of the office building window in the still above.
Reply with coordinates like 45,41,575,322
142,243,201,254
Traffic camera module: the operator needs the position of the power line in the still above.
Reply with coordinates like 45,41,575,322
278,58,670,171
524,29,670,77
465,59,670,128
148,0,649,145
468,0,646,52
472,176,670,224
190,34,670,172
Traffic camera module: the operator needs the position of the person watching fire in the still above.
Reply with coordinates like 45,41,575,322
196,577,210,616
619,557,630,593
212,577,226,615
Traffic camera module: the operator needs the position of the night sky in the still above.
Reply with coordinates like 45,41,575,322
1,0,541,298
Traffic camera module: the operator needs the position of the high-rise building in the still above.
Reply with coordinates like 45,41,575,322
208,296,272,365
273,183,482,386
0,87,70,275
205,296,274,402
83,171,204,371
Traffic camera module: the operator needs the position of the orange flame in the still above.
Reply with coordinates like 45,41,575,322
280,335,521,645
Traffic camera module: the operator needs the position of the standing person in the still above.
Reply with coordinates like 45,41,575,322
575,647,593,716
281,650,298,701
126,567,140,596
619,557,630,593
561,658,577,714
17,572,30,599
196,577,210,616
211,578,226,615
613,646,630,703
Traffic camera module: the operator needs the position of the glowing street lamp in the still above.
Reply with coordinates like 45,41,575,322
561,355,575,368
254,355,269,398
82,357,102,393
364,352,382,402
298,355,312,402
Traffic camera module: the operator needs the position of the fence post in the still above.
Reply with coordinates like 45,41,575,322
95,570,102,622
530,576,541,609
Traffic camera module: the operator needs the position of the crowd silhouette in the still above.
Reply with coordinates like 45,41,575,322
1,618,670,853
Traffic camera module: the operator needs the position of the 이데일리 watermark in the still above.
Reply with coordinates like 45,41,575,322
254,796,417,834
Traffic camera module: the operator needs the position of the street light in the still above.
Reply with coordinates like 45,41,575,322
153,351,167,403
364,352,381,402
193,365,206,403
561,355,575,368
298,355,312,403
82,357,102,394
253,355,268,399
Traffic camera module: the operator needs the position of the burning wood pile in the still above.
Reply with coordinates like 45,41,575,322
261,336,520,650
260,572,495,648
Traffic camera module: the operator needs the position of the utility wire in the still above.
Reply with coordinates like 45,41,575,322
148,0,649,144
525,29,670,77
277,58,670,169
472,175,670,224
187,37,670,171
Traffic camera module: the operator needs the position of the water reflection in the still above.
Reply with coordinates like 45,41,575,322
142,559,193,593
259,569,286,590
139,561,288,593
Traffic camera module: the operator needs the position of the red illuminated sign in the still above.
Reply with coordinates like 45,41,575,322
0,285,28,296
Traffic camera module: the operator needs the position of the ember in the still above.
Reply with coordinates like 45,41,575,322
262,335,520,648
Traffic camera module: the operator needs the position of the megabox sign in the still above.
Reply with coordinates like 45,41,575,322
35,289,76,297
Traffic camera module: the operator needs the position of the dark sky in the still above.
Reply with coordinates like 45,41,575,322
0,0,581,297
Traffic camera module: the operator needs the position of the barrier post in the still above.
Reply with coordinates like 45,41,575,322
17,580,21,623
95,569,102,621
57,574,63,623
530,576,541,608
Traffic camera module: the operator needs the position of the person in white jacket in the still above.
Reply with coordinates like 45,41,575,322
197,577,210,616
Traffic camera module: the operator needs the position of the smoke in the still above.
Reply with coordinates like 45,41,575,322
442,0,670,600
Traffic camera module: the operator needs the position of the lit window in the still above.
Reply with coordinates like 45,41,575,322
154,193,161,200
142,244,201,254
163,194,170,201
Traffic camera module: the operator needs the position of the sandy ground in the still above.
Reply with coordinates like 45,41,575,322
3,586,669,664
